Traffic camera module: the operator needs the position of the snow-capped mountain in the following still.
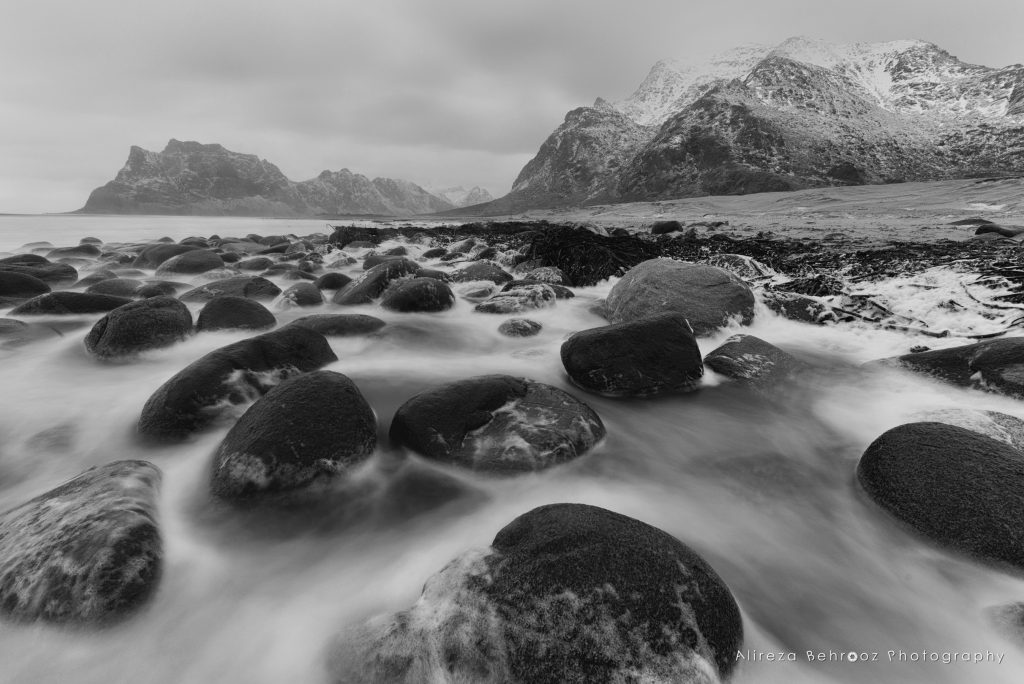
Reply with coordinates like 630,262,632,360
472,37,1024,212
79,140,454,216
429,185,495,207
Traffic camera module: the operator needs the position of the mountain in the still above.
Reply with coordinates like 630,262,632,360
470,38,1024,213
79,140,454,216
430,185,495,207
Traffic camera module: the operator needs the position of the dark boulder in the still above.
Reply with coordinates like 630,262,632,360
84,278,143,297
911,409,1024,448
522,266,571,285
286,314,386,337
858,422,1024,571
651,219,684,235
0,460,162,624
154,249,225,276
501,279,574,299
0,254,49,266
0,262,78,285
328,226,381,248
85,296,193,358
606,259,755,335
11,292,132,315
137,326,337,442
390,375,605,473
135,281,184,298
421,247,446,259
867,338,1024,398
380,278,455,313
561,312,703,396
237,257,275,271
703,334,804,386
452,261,513,284
279,282,324,308
330,504,742,683
498,318,542,337
47,244,102,259
475,283,556,314
179,276,282,303
0,271,51,301
196,296,276,333
210,371,376,500
133,243,202,268
332,258,420,306
314,272,352,290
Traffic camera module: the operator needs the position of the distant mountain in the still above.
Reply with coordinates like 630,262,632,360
467,37,1024,214
429,185,495,207
79,140,454,216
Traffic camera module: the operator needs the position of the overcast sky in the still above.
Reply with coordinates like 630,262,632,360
2,0,1022,213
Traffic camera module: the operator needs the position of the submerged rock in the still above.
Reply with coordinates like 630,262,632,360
84,278,143,298
179,276,282,303
605,258,755,335
561,312,703,396
196,296,276,332
498,318,542,337
703,334,804,386
858,422,1024,571
211,371,376,500
0,460,162,624
867,338,1024,398
452,261,514,285
286,314,386,337
390,375,605,473
330,503,743,683
154,249,225,276
475,283,556,314
911,409,1024,448
380,278,455,313
85,296,193,358
10,292,133,315
137,326,337,442
0,271,51,301
278,282,324,308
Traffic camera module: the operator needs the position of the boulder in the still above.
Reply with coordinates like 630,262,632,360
703,334,804,386
421,247,446,259
390,375,605,473
0,460,162,624
137,326,337,442
501,279,574,299
211,371,376,500
10,292,132,315
332,258,420,305
315,272,353,291
0,262,78,285
707,254,775,279
196,296,276,332
330,504,742,683
605,258,755,335
498,318,542,337
85,296,193,358
651,219,684,235
132,243,202,268
911,409,1024,449
154,249,224,276
451,261,513,284
0,271,51,301
286,314,386,337
47,244,102,259
278,282,324,308
380,278,455,313
522,266,571,285
475,283,557,314
84,278,143,297
135,281,184,298
237,257,275,271
761,290,834,324
179,276,282,303
867,338,1024,398
561,312,703,396
858,422,1024,571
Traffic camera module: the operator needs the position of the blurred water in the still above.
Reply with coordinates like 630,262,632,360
0,217,1022,683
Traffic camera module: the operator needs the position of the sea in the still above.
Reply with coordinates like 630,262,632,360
0,214,1023,683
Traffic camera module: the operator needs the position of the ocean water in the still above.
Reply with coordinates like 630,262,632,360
0,216,1023,683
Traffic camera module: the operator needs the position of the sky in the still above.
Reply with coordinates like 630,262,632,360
1,0,1022,214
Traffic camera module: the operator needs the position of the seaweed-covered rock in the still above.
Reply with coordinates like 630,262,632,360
858,422,1024,570
210,371,376,500
561,312,703,396
867,338,1024,398
761,290,834,324
179,276,282,303
0,460,162,624
380,278,455,313
137,326,337,442
522,228,661,286
390,375,605,473
196,296,276,332
330,504,742,683
237,257,275,271
651,219,684,235
333,258,420,306
703,334,804,386
606,259,754,335
85,296,193,358
10,292,133,315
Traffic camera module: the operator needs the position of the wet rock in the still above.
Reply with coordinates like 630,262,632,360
85,296,193,358
703,334,804,386
278,282,324,308
0,460,162,624
133,243,202,268
330,503,742,683
0,254,49,267
561,312,703,396
154,249,225,276
761,290,834,324
451,261,514,284
498,318,542,337
286,314,386,337
73,269,119,289
501,279,574,299
0,262,79,285
421,247,446,259
390,375,605,473
237,257,275,271
10,292,132,315
867,338,1024,398
522,266,571,285
606,258,755,335
196,296,276,333
380,278,455,313
179,276,282,303
137,325,337,442
414,268,449,281
0,271,51,301
210,371,376,500
332,258,420,306
475,283,556,314
910,409,1024,449
84,278,143,297
48,244,102,259
858,422,1024,570
135,281,184,298
314,272,352,290
328,226,381,248
651,219,684,235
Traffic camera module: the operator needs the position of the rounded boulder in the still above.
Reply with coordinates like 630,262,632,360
85,296,193,358
196,296,276,332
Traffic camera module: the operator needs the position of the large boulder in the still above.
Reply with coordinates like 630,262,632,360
380,278,455,313
85,296,193,358
285,314,386,337
0,461,162,624
330,504,742,683
390,375,605,473
0,262,79,285
858,422,1024,570
133,243,202,268
332,258,420,306
866,338,1024,398
196,296,276,333
137,326,337,442
911,409,1024,448
210,371,376,500
561,312,703,396
10,292,133,315
154,249,225,276
84,278,144,297
605,259,755,335
179,276,282,303
0,271,51,302
703,334,804,386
